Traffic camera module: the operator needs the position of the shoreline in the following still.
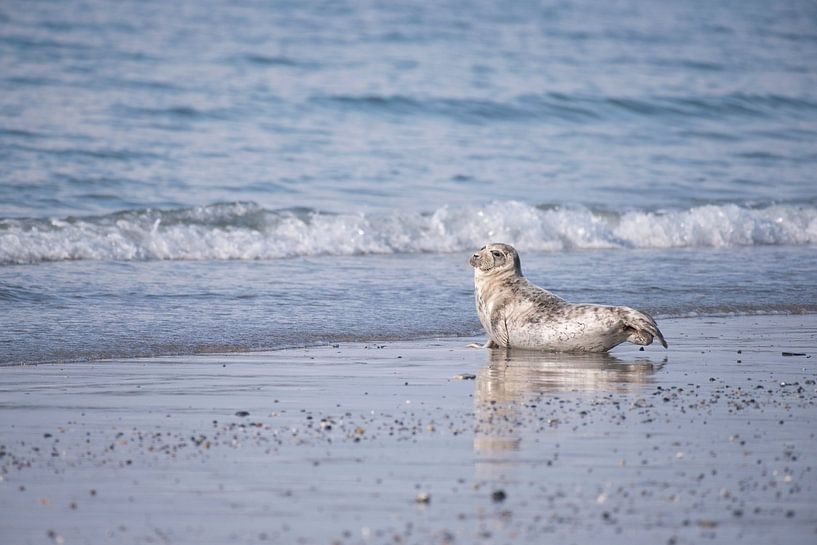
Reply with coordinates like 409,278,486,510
1,314,816,544
3,310,817,368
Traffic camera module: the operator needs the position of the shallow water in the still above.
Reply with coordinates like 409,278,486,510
2,246,815,365
2,0,817,363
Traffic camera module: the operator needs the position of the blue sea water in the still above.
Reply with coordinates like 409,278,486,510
1,0,816,363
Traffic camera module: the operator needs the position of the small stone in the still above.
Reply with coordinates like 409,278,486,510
491,489,507,502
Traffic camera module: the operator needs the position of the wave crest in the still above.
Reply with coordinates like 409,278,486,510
1,201,816,264
315,92,817,124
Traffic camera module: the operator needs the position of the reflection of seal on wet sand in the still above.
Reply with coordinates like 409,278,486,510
473,350,661,455
468,243,667,352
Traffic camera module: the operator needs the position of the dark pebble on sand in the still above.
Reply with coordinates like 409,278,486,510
235,411,250,417
491,489,507,502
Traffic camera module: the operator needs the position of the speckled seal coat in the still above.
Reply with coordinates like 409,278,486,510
469,243,668,352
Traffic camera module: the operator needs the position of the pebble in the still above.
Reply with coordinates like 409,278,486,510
491,489,507,502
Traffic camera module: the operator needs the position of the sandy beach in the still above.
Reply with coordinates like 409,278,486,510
1,314,815,545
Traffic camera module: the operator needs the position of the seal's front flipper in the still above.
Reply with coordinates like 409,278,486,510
466,339,499,349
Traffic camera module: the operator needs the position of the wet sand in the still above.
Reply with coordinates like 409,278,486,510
1,315,816,545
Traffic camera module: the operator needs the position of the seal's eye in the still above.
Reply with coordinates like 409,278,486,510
491,250,502,258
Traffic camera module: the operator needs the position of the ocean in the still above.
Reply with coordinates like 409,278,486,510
1,0,816,364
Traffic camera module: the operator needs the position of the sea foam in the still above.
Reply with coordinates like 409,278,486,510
1,201,815,264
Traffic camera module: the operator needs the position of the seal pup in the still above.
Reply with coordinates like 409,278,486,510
468,243,667,352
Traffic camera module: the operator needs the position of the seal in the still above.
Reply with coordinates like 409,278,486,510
468,243,667,352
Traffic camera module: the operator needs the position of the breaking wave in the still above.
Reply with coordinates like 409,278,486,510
1,201,816,264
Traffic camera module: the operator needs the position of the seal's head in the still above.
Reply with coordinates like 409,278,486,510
469,243,522,277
